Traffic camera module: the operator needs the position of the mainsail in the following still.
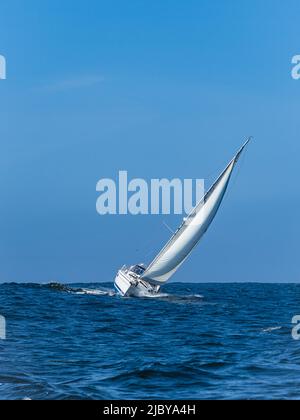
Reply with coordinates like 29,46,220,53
141,138,251,285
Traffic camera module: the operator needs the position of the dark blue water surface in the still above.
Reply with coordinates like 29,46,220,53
0,282,300,400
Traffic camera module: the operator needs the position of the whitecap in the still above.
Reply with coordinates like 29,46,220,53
262,326,282,333
76,288,116,297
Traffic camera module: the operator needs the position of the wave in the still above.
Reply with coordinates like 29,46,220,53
45,282,77,293
40,282,204,303
74,288,116,297
44,282,116,297
137,292,204,305
1,282,298,400
262,326,282,333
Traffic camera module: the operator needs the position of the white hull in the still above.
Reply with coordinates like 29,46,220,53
114,268,159,297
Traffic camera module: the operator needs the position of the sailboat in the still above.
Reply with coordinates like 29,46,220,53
114,138,251,297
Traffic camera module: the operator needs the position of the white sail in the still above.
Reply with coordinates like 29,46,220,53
141,139,250,285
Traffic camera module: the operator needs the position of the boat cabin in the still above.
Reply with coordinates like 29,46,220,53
129,264,146,276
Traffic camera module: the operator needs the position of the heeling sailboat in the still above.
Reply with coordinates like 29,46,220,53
114,138,251,297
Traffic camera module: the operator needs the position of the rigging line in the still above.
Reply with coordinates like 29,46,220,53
144,218,177,259
135,218,170,258
205,158,229,186
206,137,251,185
204,145,241,192
228,143,247,196
163,220,175,234
224,136,251,195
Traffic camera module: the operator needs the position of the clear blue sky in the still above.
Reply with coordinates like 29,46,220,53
0,0,299,283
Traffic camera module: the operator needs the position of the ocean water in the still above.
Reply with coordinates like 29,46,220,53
0,282,300,400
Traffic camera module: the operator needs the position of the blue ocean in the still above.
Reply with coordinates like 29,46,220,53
0,282,299,400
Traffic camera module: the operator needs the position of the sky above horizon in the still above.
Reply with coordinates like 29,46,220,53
0,0,299,283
